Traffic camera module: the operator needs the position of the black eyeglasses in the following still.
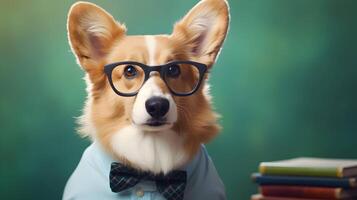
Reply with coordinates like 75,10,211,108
104,61,207,97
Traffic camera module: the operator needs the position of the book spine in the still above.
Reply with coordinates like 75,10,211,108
251,194,335,200
252,173,355,188
260,185,340,199
259,165,341,177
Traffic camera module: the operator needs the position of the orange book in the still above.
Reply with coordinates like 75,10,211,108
252,194,339,200
259,185,357,199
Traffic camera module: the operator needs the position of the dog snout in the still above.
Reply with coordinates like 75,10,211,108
145,97,169,119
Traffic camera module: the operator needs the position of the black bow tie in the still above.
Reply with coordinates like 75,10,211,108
109,162,187,200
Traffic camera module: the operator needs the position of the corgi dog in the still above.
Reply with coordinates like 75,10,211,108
63,0,230,199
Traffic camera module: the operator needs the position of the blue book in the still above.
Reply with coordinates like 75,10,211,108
252,173,357,188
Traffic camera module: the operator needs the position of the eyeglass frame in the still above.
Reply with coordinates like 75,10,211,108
104,60,208,97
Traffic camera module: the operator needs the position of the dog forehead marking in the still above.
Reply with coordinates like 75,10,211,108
145,35,157,66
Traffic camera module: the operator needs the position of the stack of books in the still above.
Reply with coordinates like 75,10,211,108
251,157,357,200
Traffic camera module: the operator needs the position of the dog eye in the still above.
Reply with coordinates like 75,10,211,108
124,65,138,79
166,64,181,78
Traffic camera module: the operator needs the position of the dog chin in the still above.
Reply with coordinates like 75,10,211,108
110,124,188,174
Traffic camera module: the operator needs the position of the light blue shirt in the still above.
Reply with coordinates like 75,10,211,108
63,142,226,200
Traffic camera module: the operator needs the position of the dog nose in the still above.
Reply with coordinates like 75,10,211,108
145,97,169,119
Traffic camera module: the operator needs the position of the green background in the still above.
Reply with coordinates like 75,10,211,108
1,0,356,199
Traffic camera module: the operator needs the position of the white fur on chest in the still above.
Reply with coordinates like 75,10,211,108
110,125,188,174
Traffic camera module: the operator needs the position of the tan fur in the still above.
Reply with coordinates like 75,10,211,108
67,0,229,168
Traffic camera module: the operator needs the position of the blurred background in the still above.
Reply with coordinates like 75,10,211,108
1,0,356,199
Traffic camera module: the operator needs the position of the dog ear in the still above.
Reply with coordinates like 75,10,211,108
172,0,230,67
67,2,126,71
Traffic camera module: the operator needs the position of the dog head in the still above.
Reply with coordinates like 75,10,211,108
67,0,229,174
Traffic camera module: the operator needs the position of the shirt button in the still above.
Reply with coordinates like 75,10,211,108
135,188,144,198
